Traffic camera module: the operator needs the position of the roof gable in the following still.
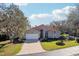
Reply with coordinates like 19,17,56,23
27,24,59,32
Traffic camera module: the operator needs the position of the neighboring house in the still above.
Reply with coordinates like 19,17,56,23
25,24,61,40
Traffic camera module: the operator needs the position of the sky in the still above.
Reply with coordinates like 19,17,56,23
17,3,77,27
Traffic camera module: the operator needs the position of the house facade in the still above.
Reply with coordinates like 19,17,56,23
25,24,61,40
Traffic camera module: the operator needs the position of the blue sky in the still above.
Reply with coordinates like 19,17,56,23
18,3,77,27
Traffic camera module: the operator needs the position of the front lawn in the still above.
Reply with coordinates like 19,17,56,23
41,40,79,51
0,40,23,56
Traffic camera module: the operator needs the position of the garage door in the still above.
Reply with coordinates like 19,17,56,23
26,34,40,40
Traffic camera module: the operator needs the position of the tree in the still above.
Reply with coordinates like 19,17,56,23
67,5,79,36
50,4,79,36
0,4,30,42
50,20,67,33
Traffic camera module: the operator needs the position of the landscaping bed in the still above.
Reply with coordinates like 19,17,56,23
0,40,23,56
41,40,79,51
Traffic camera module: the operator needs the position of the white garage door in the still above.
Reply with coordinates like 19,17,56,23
26,34,40,40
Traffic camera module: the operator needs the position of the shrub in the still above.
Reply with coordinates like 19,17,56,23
68,36,75,40
58,36,66,40
0,34,9,42
41,39,48,42
13,37,19,44
76,38,79,43
56,41,65,46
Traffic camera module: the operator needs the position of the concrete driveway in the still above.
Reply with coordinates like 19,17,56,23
17,45,79,56
17,40,46,55
24,46,79,56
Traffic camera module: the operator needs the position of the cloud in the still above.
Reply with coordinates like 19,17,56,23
63,6,77,12
52,6,77,21
52,6,77,15
29,14,52,19
29,14,53,27
29,6,77,26
13,3,28,6
29,6,77,22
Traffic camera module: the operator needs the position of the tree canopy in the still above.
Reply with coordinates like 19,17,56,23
0,3,30,40
50,4,79,35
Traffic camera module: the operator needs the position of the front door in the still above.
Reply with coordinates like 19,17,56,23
40,30,43,39
45,31,48,39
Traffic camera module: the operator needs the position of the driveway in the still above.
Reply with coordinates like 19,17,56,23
17,39,79,56
17,45,79,56
17,40,46,55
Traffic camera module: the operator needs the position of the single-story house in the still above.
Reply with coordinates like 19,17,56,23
25,24,61,41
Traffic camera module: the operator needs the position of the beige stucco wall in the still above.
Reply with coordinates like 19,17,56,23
48,31,61,38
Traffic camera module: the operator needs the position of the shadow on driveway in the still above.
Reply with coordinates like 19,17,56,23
25,39,39,43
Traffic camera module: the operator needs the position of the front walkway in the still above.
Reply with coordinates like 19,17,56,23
17,41,46,55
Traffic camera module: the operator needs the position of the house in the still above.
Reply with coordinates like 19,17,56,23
25,24,61,41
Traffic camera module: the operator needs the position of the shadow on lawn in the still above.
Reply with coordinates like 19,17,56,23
56,41,65,46
41,39,58,42
0,42,10,49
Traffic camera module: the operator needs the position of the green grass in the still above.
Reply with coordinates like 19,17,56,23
61,33,69,37
41,40,79,51
0,40,23,56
